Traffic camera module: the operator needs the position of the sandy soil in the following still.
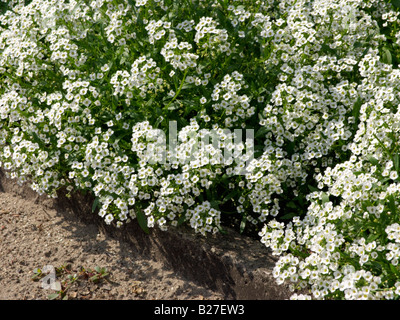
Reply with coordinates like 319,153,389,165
0,171,224,300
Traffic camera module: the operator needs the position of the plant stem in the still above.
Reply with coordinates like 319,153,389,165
165,69,188,110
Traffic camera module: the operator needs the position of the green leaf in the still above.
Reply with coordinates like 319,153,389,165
135,209,149,234
90,275,99,282
286,141,296,155
321,192,330,204
390,264,400,278
367,156,379,166
221,190,239,204
308,185,319,192
217,226,228,235
177,212,187,226
352,98,362,122
255,126,269,138
210,200,221,209
30,131,44,148
382,47,392,65
48,293,60,300
389,195,397,215
181,83,195,90
280,212,298,220
240,215,247,234
31,268,43,281
286,201,298,209
92,197,99,213
366,232,380,243
394,153,399,173
321,43,337,56
391,0,400,9
166,101,180,111
216,0,228,8
120,55,127,66
354,41,363,48
33,267,42,274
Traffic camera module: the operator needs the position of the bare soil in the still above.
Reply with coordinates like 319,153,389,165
0,169,291,300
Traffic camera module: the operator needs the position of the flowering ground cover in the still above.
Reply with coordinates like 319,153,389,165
1,0,400,300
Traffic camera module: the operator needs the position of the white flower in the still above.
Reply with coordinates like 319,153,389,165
104,214,114,225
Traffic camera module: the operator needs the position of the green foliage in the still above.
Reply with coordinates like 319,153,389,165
31,264,110,300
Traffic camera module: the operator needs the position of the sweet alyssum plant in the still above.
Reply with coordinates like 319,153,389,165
1,0,400,299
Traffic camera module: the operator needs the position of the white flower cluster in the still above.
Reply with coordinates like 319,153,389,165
186,201,221,235
211,72,254,127
127,119,237,234
259,7,400,297
111,56,162,99
194,16,231,54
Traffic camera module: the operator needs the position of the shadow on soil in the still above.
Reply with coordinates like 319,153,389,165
0,169,292,300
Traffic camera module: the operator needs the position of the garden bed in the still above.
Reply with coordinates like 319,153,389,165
0,168,291,300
